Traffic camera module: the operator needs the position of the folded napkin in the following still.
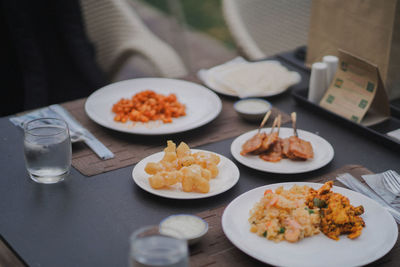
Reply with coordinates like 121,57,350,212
387,128,400,142
197,57,301,98
362,171,400,211
9,105,114,160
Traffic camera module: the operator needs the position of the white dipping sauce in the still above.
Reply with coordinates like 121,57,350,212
160,215,207,239
235,99,270,114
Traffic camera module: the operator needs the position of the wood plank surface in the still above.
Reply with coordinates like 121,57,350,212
62,98,290,176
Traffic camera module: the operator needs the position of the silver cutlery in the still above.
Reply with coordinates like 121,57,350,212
10,105,114,160
49,105,114,160
382,170,400,196
337,173,400,224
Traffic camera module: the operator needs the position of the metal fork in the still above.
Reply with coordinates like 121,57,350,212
337,173,400,224
383,170,400,196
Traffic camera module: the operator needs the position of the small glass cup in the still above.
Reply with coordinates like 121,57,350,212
23,118,72,184
129,225,189,267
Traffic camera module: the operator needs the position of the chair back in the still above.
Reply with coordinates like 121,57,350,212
80,0,187,78
223,0,311,60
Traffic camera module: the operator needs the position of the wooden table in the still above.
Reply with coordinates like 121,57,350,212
1,54,399,267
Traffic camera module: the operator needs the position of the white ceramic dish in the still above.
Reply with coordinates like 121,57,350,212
222,182,398,267
233,98,271,121
85,78,222,135
197,59,301,98
132,149,240,199
230,128,334,174
160,214,208,245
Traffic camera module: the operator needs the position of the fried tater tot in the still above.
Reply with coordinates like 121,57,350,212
176,142,191,157
164,140,176,153
181,165,202,192
181,165,202,179
201,168,211,181
181,174,194,192
162,141,178,162
146,140,219,193
161,159,179,171
149,173,165,189
179,155,195,167
163,171,179,186
193,175,210,193
207,163,219,178
145,162,163,175
176,142,195,167
193,151,220,165
163,151,177,162
193,152,220,178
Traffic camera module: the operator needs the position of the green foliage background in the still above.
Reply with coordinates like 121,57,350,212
141,0,234,48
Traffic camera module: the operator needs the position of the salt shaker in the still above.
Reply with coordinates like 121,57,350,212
308,62,329,103
323,55,339,87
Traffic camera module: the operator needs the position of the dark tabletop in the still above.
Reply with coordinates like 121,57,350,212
0,54,399,267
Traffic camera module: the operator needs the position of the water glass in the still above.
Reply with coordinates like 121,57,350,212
129,225,189,267
23,118,72,184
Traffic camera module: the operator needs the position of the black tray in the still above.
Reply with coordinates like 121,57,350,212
278,49,400,120
292,88,400,151
391,98,400,118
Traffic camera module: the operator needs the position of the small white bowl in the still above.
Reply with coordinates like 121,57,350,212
234,98,272,121
160,214,208,245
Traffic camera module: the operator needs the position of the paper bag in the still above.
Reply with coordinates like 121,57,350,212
319,50,390,126
306,0,400,100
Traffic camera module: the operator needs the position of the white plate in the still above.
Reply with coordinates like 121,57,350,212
132,149,240,199
199,71,294,98
85,78,222,135
222,182,398,267
197,59,301,98
230,128,334,174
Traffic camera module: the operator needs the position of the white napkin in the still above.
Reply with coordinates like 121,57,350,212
387,128,400,142
197,57,301,98
362,171,400,212
9,105,114,160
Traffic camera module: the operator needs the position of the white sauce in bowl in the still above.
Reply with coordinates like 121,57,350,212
235,99,271,114
160,215,208,243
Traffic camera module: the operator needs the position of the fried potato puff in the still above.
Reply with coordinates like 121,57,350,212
144,140,219,193
176,142,195,167
148,170,180,189
145,162,163,175
193,151,220,178
181,165,210,193
162,140,178,162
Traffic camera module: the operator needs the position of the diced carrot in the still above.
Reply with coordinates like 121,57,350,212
264,189,273,196
111,90,186,124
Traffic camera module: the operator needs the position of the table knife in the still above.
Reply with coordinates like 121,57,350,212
49,104,114,160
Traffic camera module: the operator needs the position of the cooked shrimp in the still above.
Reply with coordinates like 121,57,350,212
284,219,302,243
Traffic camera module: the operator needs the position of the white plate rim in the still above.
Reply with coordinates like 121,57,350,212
202,77,290,98
132,149,240,199
230,128,334,174
222,182,398,267
84,78,222,135
198,60,300,98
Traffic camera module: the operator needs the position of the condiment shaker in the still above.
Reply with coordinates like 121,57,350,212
308,62,329,103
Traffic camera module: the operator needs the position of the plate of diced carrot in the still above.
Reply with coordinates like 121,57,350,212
85,78,222,135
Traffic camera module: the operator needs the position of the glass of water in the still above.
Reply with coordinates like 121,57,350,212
23,118,72,184
129,225,189,267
